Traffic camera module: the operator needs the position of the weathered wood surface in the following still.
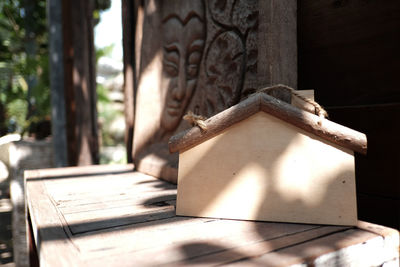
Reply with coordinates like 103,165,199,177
26,165,399,266
169,92,367,154
259,0,297,89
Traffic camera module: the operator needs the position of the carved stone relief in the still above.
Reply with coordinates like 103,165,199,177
133,0,258,183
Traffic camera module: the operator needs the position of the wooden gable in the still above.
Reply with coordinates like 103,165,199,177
169,92,367,225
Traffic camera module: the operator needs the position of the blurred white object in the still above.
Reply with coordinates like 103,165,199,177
0,133,21,146
0,160,8,183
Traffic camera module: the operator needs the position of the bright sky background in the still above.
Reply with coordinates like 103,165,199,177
94,0,123,61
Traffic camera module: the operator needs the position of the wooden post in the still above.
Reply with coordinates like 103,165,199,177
48,0,68,167
62,0,99,166
122,0,139,164
259,0,297,89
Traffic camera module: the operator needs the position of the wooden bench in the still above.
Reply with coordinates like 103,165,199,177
26,164,399,266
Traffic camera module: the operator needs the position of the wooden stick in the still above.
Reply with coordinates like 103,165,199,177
169,93,367,154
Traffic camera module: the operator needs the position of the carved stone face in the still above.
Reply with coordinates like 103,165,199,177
160,3,205,131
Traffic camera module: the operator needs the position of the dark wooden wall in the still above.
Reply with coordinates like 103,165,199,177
298,0,400,229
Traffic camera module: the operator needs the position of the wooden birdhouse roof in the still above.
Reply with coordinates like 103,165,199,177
169,92,367,154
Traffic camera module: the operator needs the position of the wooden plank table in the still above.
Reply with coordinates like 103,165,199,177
26,164,399,266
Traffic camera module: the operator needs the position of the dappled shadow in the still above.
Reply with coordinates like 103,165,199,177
179,242,250,264
27,159,396,266
39,209,177,238
168,102,370,264
176,111,357,226
174,224,352,265
26,99,392,265
27,169,178,241
140,194,176,206
135,179,177,190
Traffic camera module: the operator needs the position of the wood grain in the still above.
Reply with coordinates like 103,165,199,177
298,0,400,107
84,223,323,266
236,229,395,267
26,175,81,266
259,0,297,89
176,112,358,225
169,92,367,154
176,226,349,266
25,165,399,266
259,94,367,154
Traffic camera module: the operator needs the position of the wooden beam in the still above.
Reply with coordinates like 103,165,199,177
259,0,297,89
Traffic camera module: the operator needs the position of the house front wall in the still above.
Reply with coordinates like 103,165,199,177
177,112,357,226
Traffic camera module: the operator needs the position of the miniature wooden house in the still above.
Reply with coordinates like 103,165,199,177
169,92,367,226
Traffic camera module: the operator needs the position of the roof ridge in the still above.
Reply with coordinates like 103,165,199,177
169,93,367,154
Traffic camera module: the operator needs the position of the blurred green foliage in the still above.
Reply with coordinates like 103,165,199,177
93,0,112,25
0,0,49,135
95,44,124,147
96,44,126,164
97,83,123,147
0,0,111,137
95,43,114,63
